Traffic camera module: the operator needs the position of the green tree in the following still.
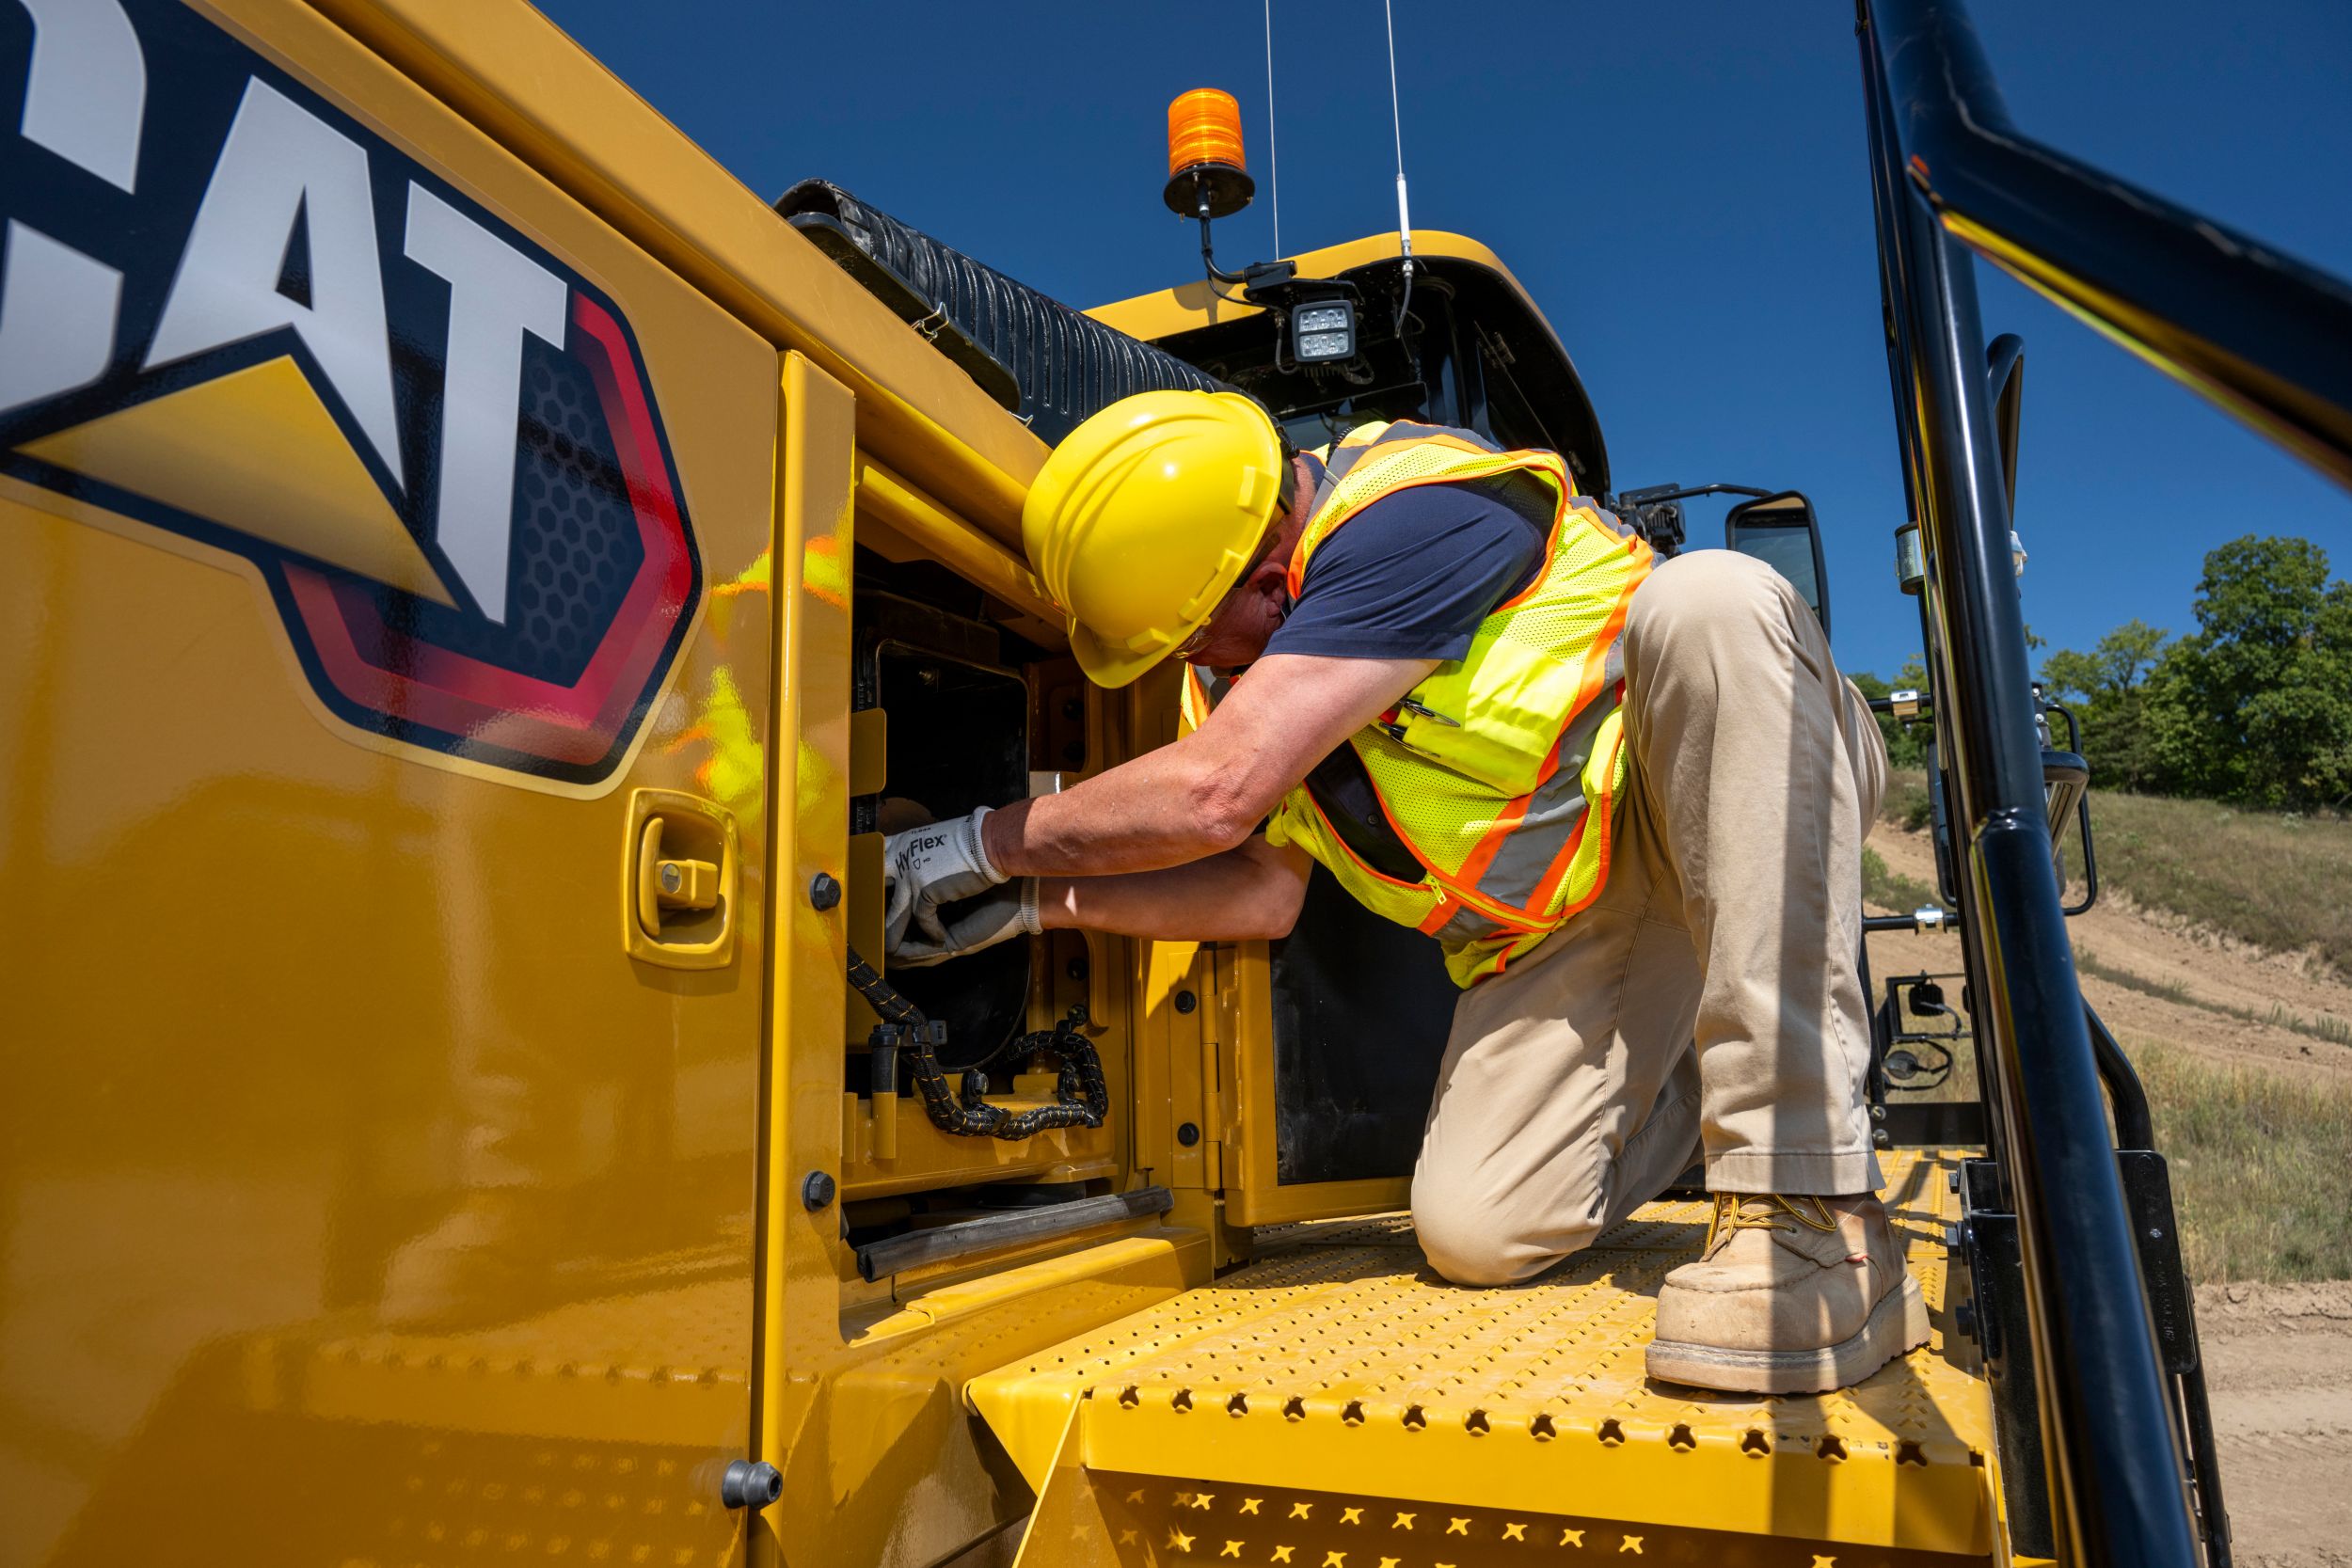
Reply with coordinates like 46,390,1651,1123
1851,654,1933,771
2146,536,2352,809
2041,619,2170,791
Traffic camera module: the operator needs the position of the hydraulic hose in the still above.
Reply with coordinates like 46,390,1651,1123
846,948,1107,1140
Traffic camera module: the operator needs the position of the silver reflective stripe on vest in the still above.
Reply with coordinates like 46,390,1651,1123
1468,698,1614,909
1311,440,1375,512
1570,495,1640,542
1311,421,1504,517
1379,420,1502,452
1429,902,1503,945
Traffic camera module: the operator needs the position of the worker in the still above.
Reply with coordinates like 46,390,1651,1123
881,389,1923,1396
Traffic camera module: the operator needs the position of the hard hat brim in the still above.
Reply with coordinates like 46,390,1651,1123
1068,618,1191,690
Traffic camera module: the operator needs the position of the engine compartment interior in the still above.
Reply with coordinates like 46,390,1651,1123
832,548,1122,1267
829,525,1461,1282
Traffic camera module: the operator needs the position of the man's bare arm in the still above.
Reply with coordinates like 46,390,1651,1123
980,653,1436,879
1036,836,1312,942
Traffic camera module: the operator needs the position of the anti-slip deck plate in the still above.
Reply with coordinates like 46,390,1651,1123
972,1150,1996,1560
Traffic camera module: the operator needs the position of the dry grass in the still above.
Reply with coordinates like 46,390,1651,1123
2137,1044,2352,1282
1882,1025,2352,1279
2073,945,2192,1006
1860,846,1941,913
1882,772,1934,834
1879,771,2352,980
2067,792,2352,980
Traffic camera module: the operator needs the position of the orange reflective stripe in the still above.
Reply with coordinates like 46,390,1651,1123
1486,461,1576,614
1525,711,1624,918
1528,797,1597,917
1454,787,1531,892
1343,762,1542,935
1502,494,1630,615
1428,866,1550,935
1550,562,1643,768
1301,787,1438,894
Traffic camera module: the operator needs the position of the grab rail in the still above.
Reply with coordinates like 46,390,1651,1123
1865,0,2352,488
1850,1,2351,1561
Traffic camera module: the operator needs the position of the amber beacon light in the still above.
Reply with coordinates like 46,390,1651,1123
1163,88,1255,219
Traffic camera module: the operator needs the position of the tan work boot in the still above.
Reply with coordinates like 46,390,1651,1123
1645,1193,1929,1394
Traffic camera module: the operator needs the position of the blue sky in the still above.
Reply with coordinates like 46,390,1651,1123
540,0,2351,680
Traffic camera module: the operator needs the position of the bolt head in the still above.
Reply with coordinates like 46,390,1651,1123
660,863,682,894
722,1459,783,1510
809,872,842,911
802,1170,835,1210
1177,1122,1201,1147
1174,990,1198,1015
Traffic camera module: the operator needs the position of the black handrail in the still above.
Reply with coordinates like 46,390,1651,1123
2084,1004,2153,1154
1866,1,2352,488
1856,3,2255,1562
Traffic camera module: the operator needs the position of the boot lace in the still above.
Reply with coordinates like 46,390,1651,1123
1704,1193,1839,1254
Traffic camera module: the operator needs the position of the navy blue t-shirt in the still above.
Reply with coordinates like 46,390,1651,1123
1263,470,1551,661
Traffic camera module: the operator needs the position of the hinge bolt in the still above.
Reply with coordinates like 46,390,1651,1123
802,1170,835,1210
809,872,842,911
721,1459,783,1510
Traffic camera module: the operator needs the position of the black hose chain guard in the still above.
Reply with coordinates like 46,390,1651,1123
848,948,1107,1139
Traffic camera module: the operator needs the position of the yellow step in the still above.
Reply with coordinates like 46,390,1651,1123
971,1149,1996,1564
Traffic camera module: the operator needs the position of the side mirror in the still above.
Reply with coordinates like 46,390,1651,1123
1724,490,1830,638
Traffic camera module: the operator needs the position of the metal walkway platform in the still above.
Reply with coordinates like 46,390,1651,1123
971,1149,1996,1565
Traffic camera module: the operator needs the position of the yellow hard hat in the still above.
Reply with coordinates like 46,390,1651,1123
1022,389,1289,688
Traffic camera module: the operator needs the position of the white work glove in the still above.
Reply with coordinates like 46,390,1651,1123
890,880,1042,969
882,806,1007,949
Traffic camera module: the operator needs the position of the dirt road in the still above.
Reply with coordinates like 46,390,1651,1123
2197,1282,2352,1567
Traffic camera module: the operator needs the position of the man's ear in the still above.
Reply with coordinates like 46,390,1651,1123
1244,550,1291,602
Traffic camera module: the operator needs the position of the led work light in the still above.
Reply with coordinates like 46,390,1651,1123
1292,299,1358,363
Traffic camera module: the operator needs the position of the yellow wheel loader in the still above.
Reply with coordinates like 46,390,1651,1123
8,2,2345,1565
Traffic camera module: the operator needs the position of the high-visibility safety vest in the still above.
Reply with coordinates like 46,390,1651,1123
1182,420,1654,986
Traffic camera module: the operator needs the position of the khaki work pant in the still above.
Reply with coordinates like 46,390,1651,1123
1411,549,1888,1285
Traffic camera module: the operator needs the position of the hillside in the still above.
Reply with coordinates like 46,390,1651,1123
1868,813,2352,1091
1881,774,2352,986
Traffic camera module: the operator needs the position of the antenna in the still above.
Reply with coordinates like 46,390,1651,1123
1263,0,1280,259
1382,0,1415,327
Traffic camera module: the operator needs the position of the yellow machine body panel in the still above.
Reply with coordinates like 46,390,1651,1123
0,2,790,1565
